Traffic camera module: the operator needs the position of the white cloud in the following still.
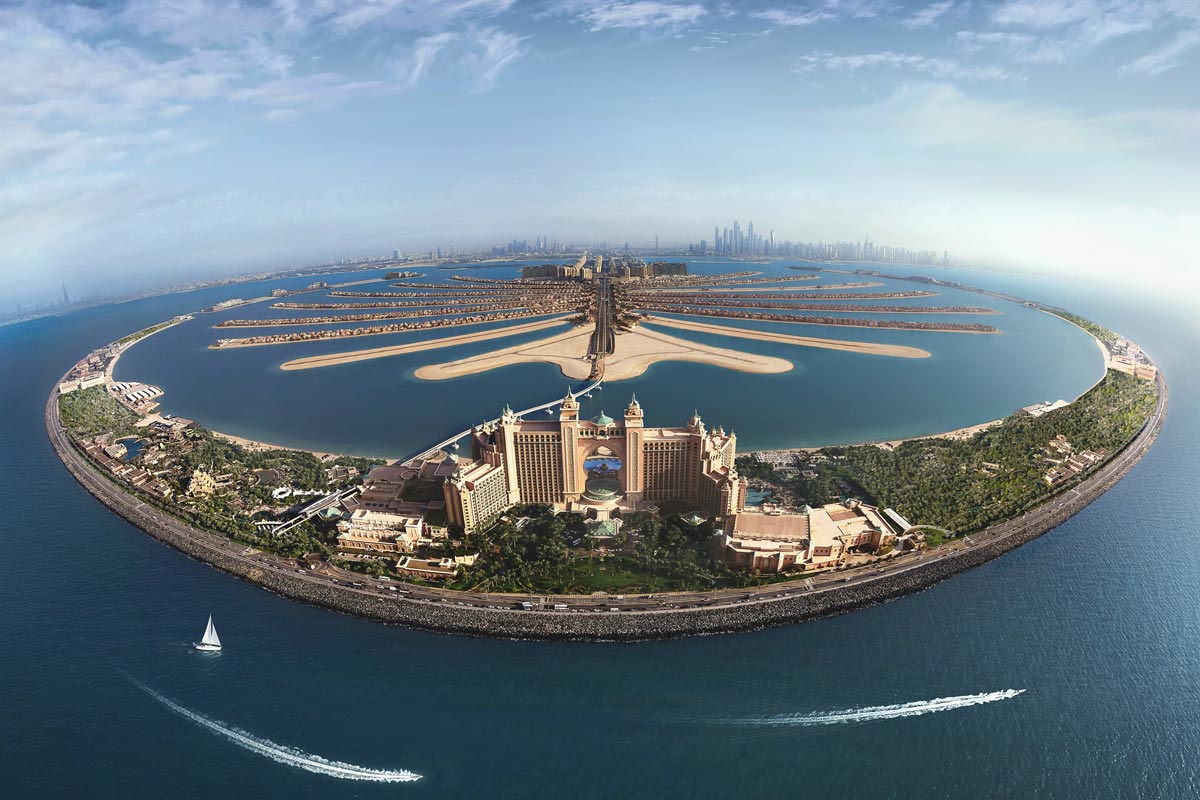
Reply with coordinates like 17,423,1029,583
580,1,705,31
0,122,126,174
753,8,837,27
796,51,1020,81
0,170,174,270
327,0,517,34
981,0,1200,69
0,11,236,123
463,28,527,89
990,0,1100,29
394,32,461,87
954,30,1072,63
754,0,890,28
903,0,960,29
231,73,387,117
120,0,275,47
1122,29,1200,75
848,82,1156,156
389,27,526,91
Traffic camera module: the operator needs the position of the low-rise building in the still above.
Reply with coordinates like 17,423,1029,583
336,509,425,553
187,469,217,496
1021,399,1070,418
396,556,462,580
325,464,360,484
721,501,903,574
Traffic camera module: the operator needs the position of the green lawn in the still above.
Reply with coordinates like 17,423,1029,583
559,560,679,593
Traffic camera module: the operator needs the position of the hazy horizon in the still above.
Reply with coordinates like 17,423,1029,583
3,0,1197,307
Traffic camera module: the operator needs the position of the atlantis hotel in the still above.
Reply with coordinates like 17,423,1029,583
444,392,747,532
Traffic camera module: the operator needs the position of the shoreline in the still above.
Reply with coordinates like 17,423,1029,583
414,325,795,382
212,310,573,349
276,317,572,370
209,429,339,459
44,275,1160,641
45,369,1167,641
641,311,998,334
642,317,932,358
749,417,1007,457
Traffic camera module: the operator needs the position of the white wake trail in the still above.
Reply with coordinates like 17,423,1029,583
735,689,1026,727
130,679,421,783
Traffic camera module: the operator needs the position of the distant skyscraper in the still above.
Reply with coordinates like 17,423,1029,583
392,248,400,260
61,283,70,305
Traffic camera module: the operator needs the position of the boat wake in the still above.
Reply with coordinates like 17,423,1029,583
730,690,1025,727
128,677,422,783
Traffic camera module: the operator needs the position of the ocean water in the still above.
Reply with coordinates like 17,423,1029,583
1,266,1197,798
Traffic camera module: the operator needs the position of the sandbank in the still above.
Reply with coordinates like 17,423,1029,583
642,317,932,358
277,317,572,371
414,325,794,382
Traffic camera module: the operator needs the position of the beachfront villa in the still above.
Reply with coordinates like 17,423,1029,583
440,394,747,532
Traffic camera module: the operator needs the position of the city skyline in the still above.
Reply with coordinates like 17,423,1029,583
1,0,1197,307
7,224,954,323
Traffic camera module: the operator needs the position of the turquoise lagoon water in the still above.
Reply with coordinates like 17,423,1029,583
115,258,1104,457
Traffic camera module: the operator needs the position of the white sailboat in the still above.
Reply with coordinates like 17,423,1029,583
194,615,222,652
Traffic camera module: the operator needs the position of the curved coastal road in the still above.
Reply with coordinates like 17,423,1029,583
47,368,1167,640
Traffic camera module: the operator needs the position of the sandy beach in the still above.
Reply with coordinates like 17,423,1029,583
277,316,572,371
641,317,932,358
210,428,338,457
747,418,1006,459
414,325,794,382
876,418,1005,448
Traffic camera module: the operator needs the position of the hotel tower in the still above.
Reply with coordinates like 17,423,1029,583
444,392,746,532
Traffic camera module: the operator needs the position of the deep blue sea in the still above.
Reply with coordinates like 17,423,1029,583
2,263,1196,798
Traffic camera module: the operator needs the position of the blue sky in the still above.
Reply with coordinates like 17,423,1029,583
2,0,1197,305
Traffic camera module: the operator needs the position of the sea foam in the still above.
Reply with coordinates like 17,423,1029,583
733,689,1026,727
129,677,422,783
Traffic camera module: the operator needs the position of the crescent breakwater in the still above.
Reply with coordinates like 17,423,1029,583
46,355,1166,641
